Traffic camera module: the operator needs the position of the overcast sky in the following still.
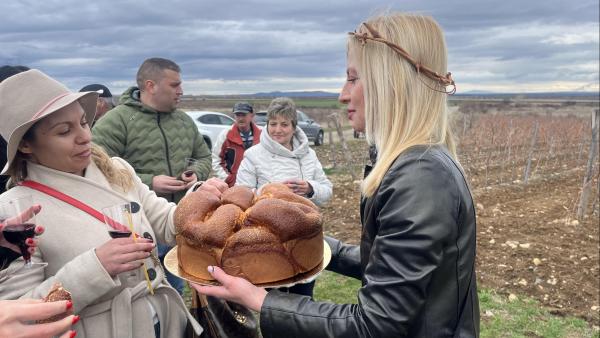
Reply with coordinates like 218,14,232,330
1,0,598,95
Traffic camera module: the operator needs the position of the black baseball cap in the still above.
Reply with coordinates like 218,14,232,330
232,102,253,114
79,84,112,98
0,65,30,82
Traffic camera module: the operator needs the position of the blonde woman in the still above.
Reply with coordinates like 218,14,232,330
193,13,480,337
0,70,210,337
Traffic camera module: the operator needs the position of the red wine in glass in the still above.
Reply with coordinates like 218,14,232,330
183,170,194,177
109,230,132,239
2,223,35,262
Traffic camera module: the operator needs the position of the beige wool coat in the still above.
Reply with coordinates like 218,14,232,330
0,158,201,338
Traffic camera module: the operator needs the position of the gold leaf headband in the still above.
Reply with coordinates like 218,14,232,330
349,22,456,95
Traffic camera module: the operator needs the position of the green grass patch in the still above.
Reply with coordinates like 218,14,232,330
479,289,598,338
314,270,361,304
322,167,338,175
312,273,598,337
293,98,342,109
322,125,354,132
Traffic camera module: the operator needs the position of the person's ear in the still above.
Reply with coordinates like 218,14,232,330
18,139,34,155
145,79,156,93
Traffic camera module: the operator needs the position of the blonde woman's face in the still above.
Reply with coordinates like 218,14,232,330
19,101,92,176
267,115,295,147
339,56,365,132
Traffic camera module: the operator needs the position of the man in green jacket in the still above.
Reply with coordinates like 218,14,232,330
93,58,211,202
93,57,211,294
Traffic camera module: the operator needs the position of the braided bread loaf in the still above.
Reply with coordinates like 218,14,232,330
175,183,324,284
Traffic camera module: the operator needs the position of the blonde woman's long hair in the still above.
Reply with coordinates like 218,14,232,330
7,143,133,192
350,13,458,197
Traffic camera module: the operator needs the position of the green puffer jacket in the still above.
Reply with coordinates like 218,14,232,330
92,87,211,203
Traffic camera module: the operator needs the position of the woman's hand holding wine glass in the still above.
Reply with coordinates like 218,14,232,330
0,196,46,269
95,237,154,277
99,202,156,293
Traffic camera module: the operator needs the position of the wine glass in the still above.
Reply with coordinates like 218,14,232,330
101,202,155,294
180,157,200,180
101,203,139,239
0,195,47,270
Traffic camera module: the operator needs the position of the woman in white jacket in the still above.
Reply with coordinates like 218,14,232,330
235,97,332,298
0,69,206,338
236,97,332,207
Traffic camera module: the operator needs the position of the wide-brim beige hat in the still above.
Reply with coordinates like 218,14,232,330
0,69,98,174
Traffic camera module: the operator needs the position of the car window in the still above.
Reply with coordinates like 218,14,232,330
297,111,307,122
218,116,234,125
255,113,268,124
198,114,221,125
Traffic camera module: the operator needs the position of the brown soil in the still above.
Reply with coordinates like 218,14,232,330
315,140,600,325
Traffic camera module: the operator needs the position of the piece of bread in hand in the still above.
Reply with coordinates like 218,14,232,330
36,282,72,323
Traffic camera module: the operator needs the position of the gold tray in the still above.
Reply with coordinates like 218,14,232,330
164,240,331,287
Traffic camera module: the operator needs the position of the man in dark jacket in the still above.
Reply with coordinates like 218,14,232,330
93,58,212,294
211,102,262,186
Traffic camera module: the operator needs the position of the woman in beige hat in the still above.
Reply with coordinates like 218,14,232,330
0,69,209,337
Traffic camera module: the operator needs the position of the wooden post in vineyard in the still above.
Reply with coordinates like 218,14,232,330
577,129,586,163
576,109,600,220
501,119,513,184
484,123,495,186
328,113,357,181
327,120,337,168
523,121,539,184
509,120,517,182
534,136,553,177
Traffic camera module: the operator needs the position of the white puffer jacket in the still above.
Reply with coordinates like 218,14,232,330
236,127,332,206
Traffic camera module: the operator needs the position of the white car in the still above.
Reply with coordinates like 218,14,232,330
185,111,234,150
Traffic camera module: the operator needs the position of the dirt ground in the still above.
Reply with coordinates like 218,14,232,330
314,140,600,326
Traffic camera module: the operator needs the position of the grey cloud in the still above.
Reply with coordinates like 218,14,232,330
0,0,598,93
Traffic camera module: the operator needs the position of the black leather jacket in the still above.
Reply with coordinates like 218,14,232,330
260,145,480,337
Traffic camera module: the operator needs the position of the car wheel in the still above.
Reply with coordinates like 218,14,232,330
315,130,324,146
203,137,212,150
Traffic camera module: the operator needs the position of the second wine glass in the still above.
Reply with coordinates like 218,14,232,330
180,157,200,180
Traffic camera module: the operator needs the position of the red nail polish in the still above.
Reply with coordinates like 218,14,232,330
72,315,80,325
69,331,77,338
66,300,73,311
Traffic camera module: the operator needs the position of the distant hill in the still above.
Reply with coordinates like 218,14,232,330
457,91,599,99
244,91,338,98
180,90,598,101
244,90,598,99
